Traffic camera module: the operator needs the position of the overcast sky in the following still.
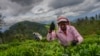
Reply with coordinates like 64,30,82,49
0,0,100,25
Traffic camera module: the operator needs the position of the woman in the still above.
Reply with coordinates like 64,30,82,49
47,16,83,46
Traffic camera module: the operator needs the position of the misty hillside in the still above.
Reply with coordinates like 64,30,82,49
9,21,47,35
2,21,47,42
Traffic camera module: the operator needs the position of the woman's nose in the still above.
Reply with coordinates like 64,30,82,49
61,25,65,27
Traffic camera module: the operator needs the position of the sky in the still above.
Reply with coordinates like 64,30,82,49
0,0,100,28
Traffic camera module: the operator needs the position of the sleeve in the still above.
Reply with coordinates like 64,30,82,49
47,31,57,41
71,26,83,44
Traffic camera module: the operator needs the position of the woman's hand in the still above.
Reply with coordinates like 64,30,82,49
71,40,78,46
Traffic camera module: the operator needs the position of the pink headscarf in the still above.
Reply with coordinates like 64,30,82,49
57,16,70,25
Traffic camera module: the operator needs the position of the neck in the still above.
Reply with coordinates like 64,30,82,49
62,30,67,35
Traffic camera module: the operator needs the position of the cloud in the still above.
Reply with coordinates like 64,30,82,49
11,0,33,6
49,0,85,9
0,0,100,26
47,0,100,17
97,0,100,2
0,0,43,16
72,0,100,12
10,0,42,6
0,0,99,18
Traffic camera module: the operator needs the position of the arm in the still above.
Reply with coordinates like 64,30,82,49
47,30,56,41
47,21,56,41
71,26,83,44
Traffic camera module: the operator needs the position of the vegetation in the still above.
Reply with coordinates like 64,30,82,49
0,34,100,56
72,14,100,36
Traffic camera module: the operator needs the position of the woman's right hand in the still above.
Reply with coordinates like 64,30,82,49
71,40,78,46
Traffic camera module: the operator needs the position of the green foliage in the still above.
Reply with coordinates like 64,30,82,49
0,35,100,56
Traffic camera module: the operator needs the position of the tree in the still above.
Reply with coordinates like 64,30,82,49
76,18,81,25
0,14,3,32
0,14,5,31
0,32,5,43
85,16,89,24
95,14,98,20
90,16,95,23
99,14,100,20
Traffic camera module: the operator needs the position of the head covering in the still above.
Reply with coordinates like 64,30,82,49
57,16,70,25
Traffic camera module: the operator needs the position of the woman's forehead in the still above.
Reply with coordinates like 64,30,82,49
58,21,67,24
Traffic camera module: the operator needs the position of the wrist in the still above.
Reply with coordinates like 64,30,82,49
71,40,78,46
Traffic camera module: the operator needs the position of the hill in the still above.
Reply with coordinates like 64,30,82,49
2,21,48,43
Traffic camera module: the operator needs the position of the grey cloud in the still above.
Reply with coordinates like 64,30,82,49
72,6,99,13
11,0,33,6
38,8,44,12
73,1,100,13
12,6,33,16
96,0,100,2
0,0,43,16
51,0,100,17
49,0,85,9
10,0,43,6
54,10,64,17
55,11,62,16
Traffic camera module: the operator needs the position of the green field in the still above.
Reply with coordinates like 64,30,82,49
0,34,100,56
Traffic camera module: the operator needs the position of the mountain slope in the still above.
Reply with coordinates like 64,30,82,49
4,21,48,42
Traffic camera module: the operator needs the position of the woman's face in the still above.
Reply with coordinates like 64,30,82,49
58,21,67,31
